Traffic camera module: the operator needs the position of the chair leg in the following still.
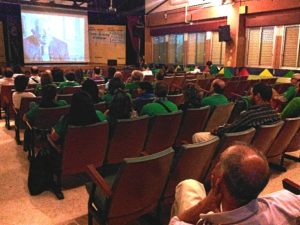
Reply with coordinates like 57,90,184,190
284,153,300,162
269,163,287,172
88,212,93,225
15,115,21,145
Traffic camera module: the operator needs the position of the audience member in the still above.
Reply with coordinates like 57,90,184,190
51,67,65,83
49,91,106,199
74,68,84,85
134,82,155,113
169,144,300,225
206,60,219,75
81,79,100,103
201,79,229,107
58,71,80,90
193,83,280,143
125,70,143,92
0,67,14,91
29,66,41,84
141,82,178,116
180,83,202,111
281,81,300,119
102,77,125,105
12,75,36,109
92,66,105,82
274,73,300,103
34,71,54,96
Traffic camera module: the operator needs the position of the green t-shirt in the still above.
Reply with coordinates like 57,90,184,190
25,100,68,122
58,81,80,90
141,100,178,116
201,94,229,107
210,65,219,75
125,82,139,91
54,110,106,142
283,86,297,101
281,97,300,120
102,94,113,105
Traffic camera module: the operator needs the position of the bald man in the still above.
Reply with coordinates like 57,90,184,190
201,79,229,107
169,144,300,225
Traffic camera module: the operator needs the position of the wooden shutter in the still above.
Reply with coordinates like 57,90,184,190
152,37,160,63
168,34,176,64
175,34,184,64
282,26,299,67
260,27,274,66
159,36,167,64
196,33,206,65
187,33,196,65
211,32,222,65
247,28,260,66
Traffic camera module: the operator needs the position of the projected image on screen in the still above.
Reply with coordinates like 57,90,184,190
22,9,89,64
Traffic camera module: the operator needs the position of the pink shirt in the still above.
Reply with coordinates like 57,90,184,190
169,190,300,225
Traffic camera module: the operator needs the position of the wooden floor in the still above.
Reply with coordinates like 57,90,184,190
0,120,299,225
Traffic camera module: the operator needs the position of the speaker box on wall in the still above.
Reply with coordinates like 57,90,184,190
218,25,231,42
107,59,117,66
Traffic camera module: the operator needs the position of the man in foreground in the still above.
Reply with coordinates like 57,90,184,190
169,144,300,225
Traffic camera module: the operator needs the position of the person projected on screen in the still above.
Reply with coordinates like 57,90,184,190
23,19,69,62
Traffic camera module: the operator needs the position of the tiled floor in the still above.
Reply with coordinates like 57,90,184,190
0,120,299,225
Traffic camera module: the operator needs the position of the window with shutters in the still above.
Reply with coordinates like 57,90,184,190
211,32,225,65
167,34,184,64
246,27,274,67
282,25,300,68
152,36,167,64
187,32,206,65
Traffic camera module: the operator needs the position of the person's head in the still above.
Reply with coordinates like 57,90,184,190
211,79,226,94
13,65,23,74
81,79,99,103
113,71,124,81
109,89,132,120
108,77,125,95
212,144,270,206
154,82,169,98
206,60,213,67
291,73,300,85
51,67,64,82
166,65,175,73
252,83,272,105
64,71,75,81
94,66,101,75
183,83,202,107
31,66,39,75
14,75,29,92
108,67,117,80
40,84,57,103
131,70,143,82
74,69,84,84
69,91,99,126
138,82,153,95
156,70,165,81
40,72,53,86
3,67,13,78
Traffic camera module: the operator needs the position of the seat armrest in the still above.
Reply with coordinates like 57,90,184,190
282,178,300,195
86,164,112,197
25,120,33,130
47,134,62,153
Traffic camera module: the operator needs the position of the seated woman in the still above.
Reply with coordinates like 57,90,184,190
105,89,137,136
24,84,67,122
180,83,202,111
81,78,101,103
102,77,125,105
12,75,36,110
48,91,106,199
34,71,55,96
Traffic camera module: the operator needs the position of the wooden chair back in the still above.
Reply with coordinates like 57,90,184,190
162,137,219,204
62,122,109,175
144,111,182,155
94,102,108,113
252,121,284,155
167,94,184,106
266,117,300,163
285,128,300,153
61,86,81,94
143,75,155,82
175,106,210,145
107,148,174,225
204,102,234,132
34,105,70,129
106,116,150,164
57,94,73,104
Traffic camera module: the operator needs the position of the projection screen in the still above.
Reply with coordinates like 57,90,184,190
21,6,89,64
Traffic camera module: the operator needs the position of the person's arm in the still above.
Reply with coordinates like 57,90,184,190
49,128,60,142
281,98,299,120
178,176,222,224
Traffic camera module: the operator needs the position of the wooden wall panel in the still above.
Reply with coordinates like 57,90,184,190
0,21,6,64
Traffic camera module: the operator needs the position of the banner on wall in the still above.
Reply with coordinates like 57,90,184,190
0,21,6,63
88,25,126,64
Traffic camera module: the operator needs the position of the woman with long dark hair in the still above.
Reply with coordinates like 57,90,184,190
81,78,100,103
